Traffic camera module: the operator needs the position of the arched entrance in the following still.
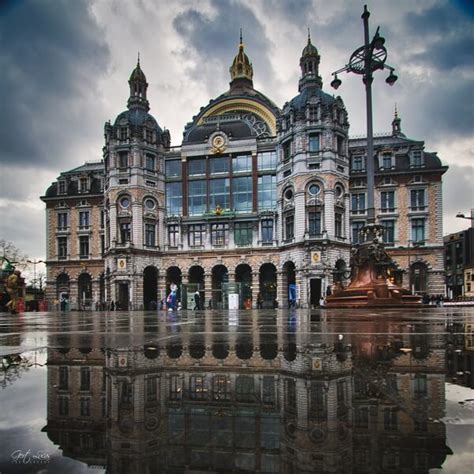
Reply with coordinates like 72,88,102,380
259,263,277,308
143,266,158,310
212,265,228,309
283,261,296,308
410,262,428,294
56,273,70,308
166,266,182,305
235,263,252,309
188,265,204,309
78,273,92,310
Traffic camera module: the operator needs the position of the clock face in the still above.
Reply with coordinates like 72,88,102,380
212,135,225,148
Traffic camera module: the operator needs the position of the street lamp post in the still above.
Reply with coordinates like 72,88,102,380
325,5,420,308
330,4,397,233
27,259,44,289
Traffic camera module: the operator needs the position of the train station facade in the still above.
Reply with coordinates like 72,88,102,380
41,36,447,310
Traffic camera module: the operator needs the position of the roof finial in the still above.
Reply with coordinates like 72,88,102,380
137,52,140,65
308,27,311,43
240,28,243,45
394,102,398,119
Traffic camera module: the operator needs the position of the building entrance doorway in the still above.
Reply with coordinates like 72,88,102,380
143,266,158,310
118,282,129,310
310,278,322,307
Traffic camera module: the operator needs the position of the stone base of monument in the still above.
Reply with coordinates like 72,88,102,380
326,225,422,309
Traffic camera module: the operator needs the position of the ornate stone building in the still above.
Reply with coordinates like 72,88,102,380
42,35,447,309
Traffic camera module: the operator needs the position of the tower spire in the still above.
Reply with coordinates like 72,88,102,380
299,30,322,91
392,103,403,136
229,29,254,90
127,57,149,111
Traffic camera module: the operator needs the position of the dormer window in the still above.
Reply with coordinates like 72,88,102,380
146,129,153,143
411,150,424,168
120,127,128,140
79,177,88,193
352,155,365,172
58,180,66,195
308,106,317,121
381,153,392,170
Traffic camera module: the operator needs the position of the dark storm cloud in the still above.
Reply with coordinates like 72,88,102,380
0,0,110,169
403,3,474,72
173,0,274,94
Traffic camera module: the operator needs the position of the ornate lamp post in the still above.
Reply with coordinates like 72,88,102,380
326,5,420,307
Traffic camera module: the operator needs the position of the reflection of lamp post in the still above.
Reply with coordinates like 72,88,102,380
27,259,44,289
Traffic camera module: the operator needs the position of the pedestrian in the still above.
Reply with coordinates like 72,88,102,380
194,290,201,310
326,285,332,297
110,300,115,311
319,296,325,307
257,293,263,309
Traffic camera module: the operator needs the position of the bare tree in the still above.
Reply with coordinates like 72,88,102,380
0,239,28,270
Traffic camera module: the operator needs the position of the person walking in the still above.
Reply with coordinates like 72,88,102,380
194,291,201,310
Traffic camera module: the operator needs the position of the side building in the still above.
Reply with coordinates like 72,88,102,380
41,161,105,310
349,113,448,296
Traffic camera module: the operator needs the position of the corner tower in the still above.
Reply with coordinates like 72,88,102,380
276,33,351,305
103,58,170,309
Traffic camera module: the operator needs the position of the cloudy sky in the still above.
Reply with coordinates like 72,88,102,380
0,0,473,279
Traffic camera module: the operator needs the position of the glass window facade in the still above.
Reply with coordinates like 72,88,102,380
258,175,276,210
412,218,425,243
211,223,229,246
232,155,252,173
382,220,395,244
232,176,252,213
166,160,181,178
145,223,156,246
309,134,320,152
166,182,182,215
189,224,206,247
352,155,365,171
209,178,230,211
188,158,206,176
145,154,155,171
261,220,273,243
188,180,207,216
335,213,343,238
352,221,365,244
235,222,253,246
285,215,294,240
308,211,321,236
210,157,229,174
411,189,425,210
351,193,366,213
168,225,179,247
257,152,277,171
381,191,395,212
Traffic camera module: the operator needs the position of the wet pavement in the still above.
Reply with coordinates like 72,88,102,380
0,307,473,473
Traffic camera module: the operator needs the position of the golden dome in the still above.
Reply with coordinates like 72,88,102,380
229,30,253,83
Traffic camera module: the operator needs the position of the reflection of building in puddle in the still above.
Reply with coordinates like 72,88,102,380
446,319,474,389
41,312,107,468
41,312,452,472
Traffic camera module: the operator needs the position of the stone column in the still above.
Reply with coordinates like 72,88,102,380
204,272,212,309
277,271,285,309
157,273,167,307
252,271,260,309
295,270,306,308
323,190,335,238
